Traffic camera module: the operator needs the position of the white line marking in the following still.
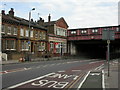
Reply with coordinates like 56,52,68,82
56,63,61,65
4,71,8,73
102,70,105,89
95,64,104,70
58,70,65,72
73,61,79,63
43,65,48,67
89,61,101,64
72,70,81,72
77,71,91,89
8,72,55,89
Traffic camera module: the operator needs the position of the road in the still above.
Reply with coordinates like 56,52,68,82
1,59,105,89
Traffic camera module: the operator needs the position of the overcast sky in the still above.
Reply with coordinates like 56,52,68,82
0,0,119,29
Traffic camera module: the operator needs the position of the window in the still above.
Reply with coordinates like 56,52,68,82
42,32,46,40
38,42,45,51
21,41,29,51
13,27,17,35
81,30,87,34
6,40,16,50
71,31,76,34
20,28,24,36
35,31,38,38
2,25,5,33
116,27,119,32
8,26,12,35
56,27,67,36
92,29,98,33
26,29,29,37
30,30,33,37
50,43,54,52
39,32,42,39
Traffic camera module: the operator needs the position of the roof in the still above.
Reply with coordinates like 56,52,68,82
2,14,47,31
44,21,56,26
43,17,69,28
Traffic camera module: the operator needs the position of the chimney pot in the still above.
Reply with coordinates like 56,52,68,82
31,19,34,22
1,10,5,15
9,8,14,17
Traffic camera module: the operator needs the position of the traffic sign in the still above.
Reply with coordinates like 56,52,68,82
102,30,115,40
28,41,31,44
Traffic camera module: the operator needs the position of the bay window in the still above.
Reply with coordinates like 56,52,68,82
6,40,16,50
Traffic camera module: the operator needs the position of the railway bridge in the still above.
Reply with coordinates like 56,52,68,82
67,25,120,59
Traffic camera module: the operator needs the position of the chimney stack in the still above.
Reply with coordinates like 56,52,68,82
48,14,51,22
9,8,14,17
1,10,5,15
37,17,44,26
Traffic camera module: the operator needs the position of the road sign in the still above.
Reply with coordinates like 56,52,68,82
28,41,31,44
102,30,115,40
102,30,115,77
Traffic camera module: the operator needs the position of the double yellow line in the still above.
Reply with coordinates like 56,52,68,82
64,73,85,89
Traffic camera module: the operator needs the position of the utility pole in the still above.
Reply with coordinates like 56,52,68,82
107,40,110,76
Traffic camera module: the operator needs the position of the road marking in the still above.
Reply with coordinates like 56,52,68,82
69,74,84,88
4,71,8,73
43,65,48,67
89,61,101,64
72,70,81,72
102,70,105,89
64,73,84,88
94,64,104,70
56,63,61,65
58,70,65,73
8,72,55,89
90,73,100,76
1,67,32,75
77,71,91,89
67,62,73,64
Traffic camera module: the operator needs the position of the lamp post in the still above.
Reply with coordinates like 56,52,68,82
27,8,35,61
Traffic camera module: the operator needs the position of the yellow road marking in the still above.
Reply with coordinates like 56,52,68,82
64,73,85,89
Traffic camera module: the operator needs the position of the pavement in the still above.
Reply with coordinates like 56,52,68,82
104,58,119,89
0,57,63,65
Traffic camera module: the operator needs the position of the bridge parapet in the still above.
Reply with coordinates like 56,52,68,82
68,26,120,41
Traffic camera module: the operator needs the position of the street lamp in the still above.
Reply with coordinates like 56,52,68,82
28,8,35,51
27,8,35,61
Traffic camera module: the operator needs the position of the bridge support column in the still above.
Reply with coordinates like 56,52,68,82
70,42,76,55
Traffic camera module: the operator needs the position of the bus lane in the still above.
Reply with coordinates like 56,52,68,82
8,60,104,89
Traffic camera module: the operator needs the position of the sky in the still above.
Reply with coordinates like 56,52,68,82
0,0,119,29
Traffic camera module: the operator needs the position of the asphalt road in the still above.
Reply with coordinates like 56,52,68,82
1,59,105,89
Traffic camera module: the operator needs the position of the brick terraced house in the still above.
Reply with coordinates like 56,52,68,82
1,8,47,60
43,14,69,57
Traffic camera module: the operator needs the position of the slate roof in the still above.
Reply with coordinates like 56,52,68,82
2,14,47,31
